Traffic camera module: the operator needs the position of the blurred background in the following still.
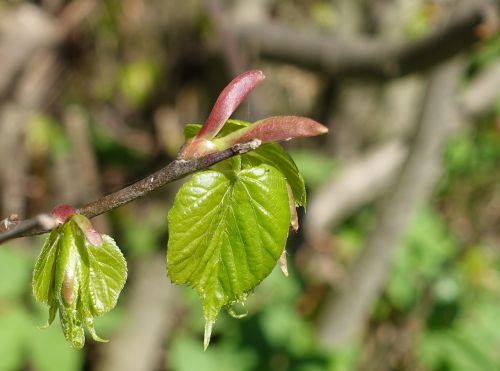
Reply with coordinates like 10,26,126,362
0,0,499,370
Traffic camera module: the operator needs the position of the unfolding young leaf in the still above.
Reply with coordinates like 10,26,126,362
32,215,127,349
167,162,290,349
86,235,127,316
33,231,60,305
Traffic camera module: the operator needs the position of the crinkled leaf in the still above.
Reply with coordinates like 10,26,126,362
54,221,87,348
167,163,290,348
86,235,127,316
33,230,60,304
32,216,127,349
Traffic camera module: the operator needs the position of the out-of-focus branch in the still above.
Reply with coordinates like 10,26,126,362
0,0,98,97
0,5,57,96
306,140,408,242
460,60,500,117
305,55,499,245
0,140,261,244
317,58,465,348
202,0,247,76
236,2,496,79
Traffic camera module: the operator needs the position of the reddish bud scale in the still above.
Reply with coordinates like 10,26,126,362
52,205,103,247
52,204,76,225
181,70,265,159
215,116,328,148
179,138,218,160
197,70,265,140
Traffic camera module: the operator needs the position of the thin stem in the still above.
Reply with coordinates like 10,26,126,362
0,140,261,245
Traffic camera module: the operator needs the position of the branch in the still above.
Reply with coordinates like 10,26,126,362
236,2,497,79
305,140,408,241
460,60,500,117
0,140,261,244
317,58,465,348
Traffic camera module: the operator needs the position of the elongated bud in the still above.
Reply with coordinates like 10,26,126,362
214,116,328,149
198,70,265,140
181,70,265,159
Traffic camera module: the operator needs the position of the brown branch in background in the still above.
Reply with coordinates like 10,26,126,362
317,57,465,348
0,0,100,222
0,0,97,98
0,140,261,244
236,1,497,79
304,56,499,246
202,0,247,76
305,140,408,242
460,60,500,117
57,0,97,36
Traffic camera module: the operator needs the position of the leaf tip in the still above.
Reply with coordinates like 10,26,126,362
204,320,214,351
279,250,289,277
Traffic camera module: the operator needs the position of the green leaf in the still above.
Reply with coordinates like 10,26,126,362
32,216,127,349
184,123,203,139
184,121,306,207
167,163,290,348
33,230,60,304
244,143,306,207
86,235,127,316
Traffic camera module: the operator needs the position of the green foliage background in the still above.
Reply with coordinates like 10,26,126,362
0,1,499,370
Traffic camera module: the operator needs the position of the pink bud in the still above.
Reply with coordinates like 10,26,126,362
52,204,76,225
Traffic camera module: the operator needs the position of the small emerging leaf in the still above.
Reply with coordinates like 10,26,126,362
33,231,60,305
167,163,290,347
32,215,127,349
86,235,127,316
